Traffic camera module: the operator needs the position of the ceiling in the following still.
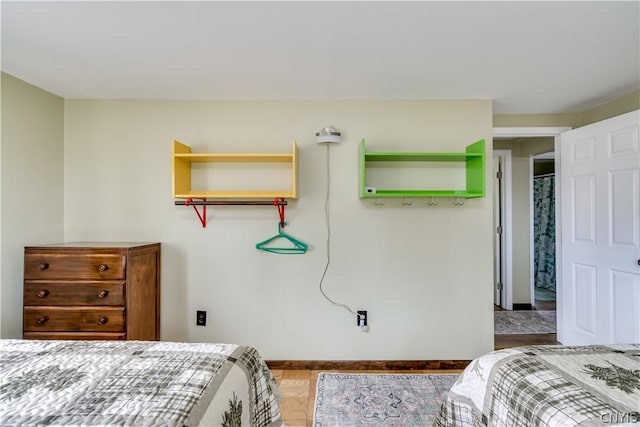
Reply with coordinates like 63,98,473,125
2,1,638,114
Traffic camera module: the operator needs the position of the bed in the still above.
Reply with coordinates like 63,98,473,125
434,344,640,426
0,339,283,426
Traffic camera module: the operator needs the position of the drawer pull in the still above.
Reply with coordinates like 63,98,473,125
97,264,109,272
97,290,109,298
98,317,109,325
37,289,50,298
36,316,49,325
38,263,50,271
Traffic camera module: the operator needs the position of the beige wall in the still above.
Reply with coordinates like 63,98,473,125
493,89,640,129
580,89,640,126
63,99,495,360
0,73,65,337
510,154,531,305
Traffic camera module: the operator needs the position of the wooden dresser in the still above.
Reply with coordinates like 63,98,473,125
23,242,160,341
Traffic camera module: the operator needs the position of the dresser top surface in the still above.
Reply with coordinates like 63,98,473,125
25,242,160,250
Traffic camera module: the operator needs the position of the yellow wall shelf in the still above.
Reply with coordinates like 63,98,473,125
172,140,299,199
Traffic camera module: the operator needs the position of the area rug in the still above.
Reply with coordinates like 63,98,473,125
494,310,556,334
312,373,458,426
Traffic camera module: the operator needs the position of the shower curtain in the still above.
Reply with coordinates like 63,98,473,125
533,175,556,290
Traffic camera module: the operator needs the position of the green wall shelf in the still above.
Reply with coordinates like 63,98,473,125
359,139,485,198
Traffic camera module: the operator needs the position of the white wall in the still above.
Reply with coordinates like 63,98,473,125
0,73,65,337
62,99,494,360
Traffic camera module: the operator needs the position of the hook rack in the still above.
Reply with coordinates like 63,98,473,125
427,197,439,206
401,197,413,206
176,198,288,228
453,197,465,207
374,197,385,206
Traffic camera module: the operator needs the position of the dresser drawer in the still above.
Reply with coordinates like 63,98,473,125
23,307,125,332
24,281,125,306
24,253,126,280
23,332,126,340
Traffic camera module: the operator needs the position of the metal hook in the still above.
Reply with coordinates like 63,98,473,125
453,197,465,207
374,197,385,206
427,197,439,206
401,197,413,206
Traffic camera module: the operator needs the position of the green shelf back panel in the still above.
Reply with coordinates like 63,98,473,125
465,139,485,197
359,139,367,198
359,138,486,198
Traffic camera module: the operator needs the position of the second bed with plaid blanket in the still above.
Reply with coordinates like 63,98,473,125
434,344,640,426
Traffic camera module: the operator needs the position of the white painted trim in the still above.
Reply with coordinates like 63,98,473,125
553,135,563,343
529,155,536,308
534,152,555,160
493,127,571,138
494,149,513,310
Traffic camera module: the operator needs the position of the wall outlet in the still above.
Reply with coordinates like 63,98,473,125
357,310,367,327
196,310,207,326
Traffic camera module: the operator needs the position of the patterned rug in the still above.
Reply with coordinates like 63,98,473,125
312,373,458,426
494,310,556,334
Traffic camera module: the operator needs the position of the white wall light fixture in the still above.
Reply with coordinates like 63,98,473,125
316,126,341,144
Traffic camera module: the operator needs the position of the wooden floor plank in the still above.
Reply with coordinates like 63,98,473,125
278,370,311,426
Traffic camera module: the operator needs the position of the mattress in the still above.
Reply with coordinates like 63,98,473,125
0,339,283,426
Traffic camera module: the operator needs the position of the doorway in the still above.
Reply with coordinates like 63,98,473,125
493,127,569,346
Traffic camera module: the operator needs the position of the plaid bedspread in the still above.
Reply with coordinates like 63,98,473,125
0,339,283,426
434,344,640,427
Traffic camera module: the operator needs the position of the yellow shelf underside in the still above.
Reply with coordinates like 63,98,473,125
175,190,297,199
174,153,293,163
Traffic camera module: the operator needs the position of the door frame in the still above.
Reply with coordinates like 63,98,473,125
493,149,512,309
493,127,571,340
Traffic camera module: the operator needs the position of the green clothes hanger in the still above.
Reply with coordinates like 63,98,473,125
256,222,308,254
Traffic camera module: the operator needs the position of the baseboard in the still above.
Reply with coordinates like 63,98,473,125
265,360,471,370
512,303,533,310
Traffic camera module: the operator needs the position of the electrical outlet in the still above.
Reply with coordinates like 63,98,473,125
196,310,207,326
357,310,367,327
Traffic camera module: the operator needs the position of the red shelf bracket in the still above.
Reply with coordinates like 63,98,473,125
274,197,286,228
177,197,290,228
184,197,207,228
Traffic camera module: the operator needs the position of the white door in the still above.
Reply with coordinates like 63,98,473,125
560,110,640,345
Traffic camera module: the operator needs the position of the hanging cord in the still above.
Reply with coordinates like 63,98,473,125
318,143,360,319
